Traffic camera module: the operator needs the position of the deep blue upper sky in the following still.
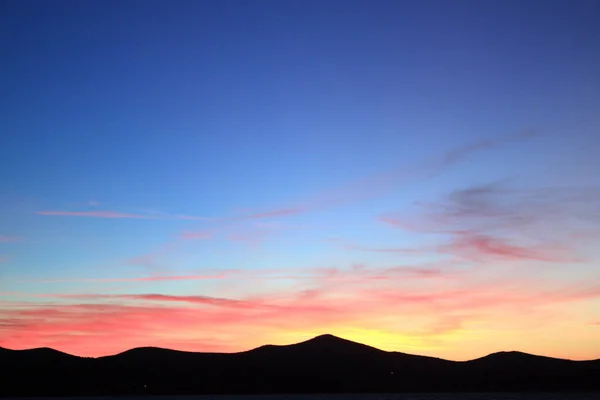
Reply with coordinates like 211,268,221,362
3,0,599,208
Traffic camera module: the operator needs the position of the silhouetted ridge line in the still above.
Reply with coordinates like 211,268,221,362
1,334,599,396
282,334,382,350
300,333,382,348
470,350,577,363
4,346,78,358
109,346,200,357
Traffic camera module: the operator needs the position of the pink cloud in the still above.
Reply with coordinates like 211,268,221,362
227,229,273,247
0,235,20,242
331,237,497,263
124,241,186,273
180,231,212,240
52,293,260,309
239,207,307,220
307,264,457,287
0,289,351,356
380,183,600,264
385,266,452,279
35,210,209,220
155,213,209,221
36,210,152,219
330,238,423,254
180,220,301,248
37,273,231,284
128,294,255,307
441,233,583,263
371,281,600,315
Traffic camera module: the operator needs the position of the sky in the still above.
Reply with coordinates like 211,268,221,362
1,0,599,361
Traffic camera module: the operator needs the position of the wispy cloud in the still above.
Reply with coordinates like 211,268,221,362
180,230,212,240
162,131,539,249
236,207,306,221
380,182,600,264
328,238,422,254
440,233,583,263
36,273,232,284
0,235,20,242
307,263,458,285
124,241,186,273
36,210,153,219
212,131,539,223
52,293,258,308
180,220,316,248
125,293,255,307
35,210,209,220
227,228,274,247
434,130,536,170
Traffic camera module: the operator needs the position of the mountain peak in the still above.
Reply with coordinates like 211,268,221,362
246,334,383,356
310,333,342,342
297,334,384,353
470,350,573,364
300,333,356,346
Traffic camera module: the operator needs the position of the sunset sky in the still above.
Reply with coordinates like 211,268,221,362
1,0,600,361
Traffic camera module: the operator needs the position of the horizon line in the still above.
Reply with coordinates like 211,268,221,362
1,333,597,362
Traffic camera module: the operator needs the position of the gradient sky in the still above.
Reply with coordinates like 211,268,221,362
1,0,600,360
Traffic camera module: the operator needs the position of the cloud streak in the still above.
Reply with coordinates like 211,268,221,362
166,132,538,249
180,230,212,240
35,273,232,284
35,210,209,220
36,210,152,219
53,293,258,308
210,131,539,223
440,233,583,263
380,182,600,264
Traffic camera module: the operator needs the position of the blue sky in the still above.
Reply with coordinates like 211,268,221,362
1,0,599,359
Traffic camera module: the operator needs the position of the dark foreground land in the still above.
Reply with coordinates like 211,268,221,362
1,335,599,396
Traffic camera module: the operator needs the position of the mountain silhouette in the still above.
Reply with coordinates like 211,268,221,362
248,334,384,357
1,335,599,396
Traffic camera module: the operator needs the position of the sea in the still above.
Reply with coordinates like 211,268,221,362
5,394,600,400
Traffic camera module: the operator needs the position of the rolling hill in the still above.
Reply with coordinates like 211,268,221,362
1,334,599,396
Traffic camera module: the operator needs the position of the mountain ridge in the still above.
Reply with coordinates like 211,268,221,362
2,334,600,396
1,334,596,361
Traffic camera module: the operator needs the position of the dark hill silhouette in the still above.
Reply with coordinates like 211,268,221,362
471,350,574,363
1,334,599,396
2,346,76,358
247,334,384,358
